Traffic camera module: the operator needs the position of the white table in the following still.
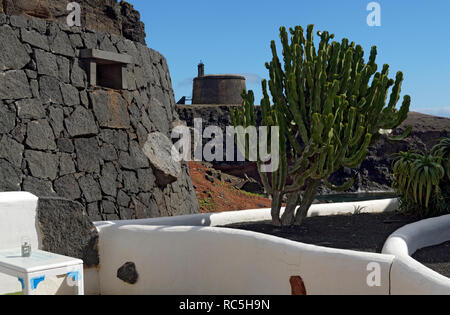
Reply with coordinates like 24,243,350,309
0,249,84,295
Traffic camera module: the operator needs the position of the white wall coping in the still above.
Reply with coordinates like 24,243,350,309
95,198,399,230
382,214,450,294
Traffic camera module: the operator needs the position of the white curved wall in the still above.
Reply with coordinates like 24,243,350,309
97,224,394,295
92,199,400,295
383,215,450,295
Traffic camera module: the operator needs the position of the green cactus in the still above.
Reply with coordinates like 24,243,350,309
231,25,411,226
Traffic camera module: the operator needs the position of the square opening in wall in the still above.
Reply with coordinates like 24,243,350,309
97,63,125,90
80,49,132,90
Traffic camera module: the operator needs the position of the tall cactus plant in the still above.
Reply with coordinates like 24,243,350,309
231,25,411,226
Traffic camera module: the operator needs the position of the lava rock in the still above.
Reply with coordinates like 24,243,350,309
54,174,82,200
0,136,24,168
91,90,131,129
0,159,21,191
142,132,181,187
25,150,58,180
74,137,100,173
26,119,56,151
16,98,45,120
78,175,102,203
37,198,99,267
0,24,30,70
65,106,98,137
23,176,56,197
117,262,139,285
0,70,32,100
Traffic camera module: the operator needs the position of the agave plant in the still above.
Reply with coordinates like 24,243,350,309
407,154,444,209
431,137,450,181
392,151,421,196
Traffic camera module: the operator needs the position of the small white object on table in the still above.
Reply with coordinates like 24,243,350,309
0,249,84,295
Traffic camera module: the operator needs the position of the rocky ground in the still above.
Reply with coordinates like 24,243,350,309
0,0,146,44
188,161,272,213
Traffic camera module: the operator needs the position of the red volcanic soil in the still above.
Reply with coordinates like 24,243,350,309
188,161,272,213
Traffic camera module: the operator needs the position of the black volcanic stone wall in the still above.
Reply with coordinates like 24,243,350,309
0,14,199,221
0,0,146,44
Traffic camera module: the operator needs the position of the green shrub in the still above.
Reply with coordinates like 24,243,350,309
393,137,450,218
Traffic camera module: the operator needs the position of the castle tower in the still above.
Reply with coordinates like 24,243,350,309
192,63,246,105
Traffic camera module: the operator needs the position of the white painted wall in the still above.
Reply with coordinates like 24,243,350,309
0,193,95,295
0,192,40,250
383,214,450,295
92,199,399,295
0,192,39,294
97,224,394,295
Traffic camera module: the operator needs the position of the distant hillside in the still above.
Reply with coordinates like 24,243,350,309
178,106,450,193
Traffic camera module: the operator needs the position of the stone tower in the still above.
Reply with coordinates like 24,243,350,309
192,63,246,105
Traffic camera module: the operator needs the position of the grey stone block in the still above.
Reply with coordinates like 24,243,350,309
9,15,28,28
74,137,100,173
101,200,117,214
91,90,130,129
54,175,82,200
78,175,102,203
50,31,75,57
0,70,32,100
70,59,87,88
60,83,80,106
59,154,76,176
16,99,45,119
39,75,63,104
117,190,131,207
142,133,181,187
48,106,65,137
56,56,70,83
99,163,118,197
25,150,59,180
37,198,99,267
57,138,74,153
0,106,16,133
0,25,30,71
28,18,47,34
26,120,56,151
137,168,156,192
35,49,58,77
69,34,84,49
0,136,24,168
21,29,49,51
65,106,98,137
122,171,139,193
0,159,21,191
100,143,118,161
23,177,56,197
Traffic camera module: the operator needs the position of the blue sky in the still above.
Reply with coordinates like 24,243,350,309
129,0,450,118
